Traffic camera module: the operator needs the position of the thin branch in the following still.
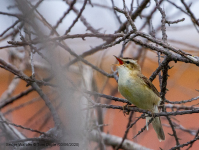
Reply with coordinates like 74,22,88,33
166,18,185,26
85,90,131,104
181,0,199,27
116,113,144,150
186,129,199,150
114,0,137,32
133,117,154,139
149,56,170,82
0,59,56,87
163,121,197,136
0,120,47,136
166,116,180,149
51,0,77,35
65,0,100,34
111,0,122,25
0,59,60,127
90,102,199,118
0,88,34,109
165,96,199,104
57,43,115,78
116,0,150,33
65,0,88,34
170,135,199,150
0,20,20,37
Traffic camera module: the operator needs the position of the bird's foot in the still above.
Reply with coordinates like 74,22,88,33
158,105,165,111
147,109,155,118
122,104,135,116
151,112,155,118
122,104,130,116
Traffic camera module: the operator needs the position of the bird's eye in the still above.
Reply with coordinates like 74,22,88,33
126,61,130,64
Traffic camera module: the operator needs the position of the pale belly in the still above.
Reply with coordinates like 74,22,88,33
118,77,160,111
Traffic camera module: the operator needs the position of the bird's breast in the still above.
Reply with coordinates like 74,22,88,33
118,75,160,111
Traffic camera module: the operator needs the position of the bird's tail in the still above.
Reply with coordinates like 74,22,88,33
146,106,165,142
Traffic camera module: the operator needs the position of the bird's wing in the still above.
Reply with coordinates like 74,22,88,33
138,74,161,98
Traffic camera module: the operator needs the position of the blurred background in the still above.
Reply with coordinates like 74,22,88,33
0,0,199,149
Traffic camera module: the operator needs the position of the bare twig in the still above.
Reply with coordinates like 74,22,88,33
166,18,185,26
65,0,88,34
166,116,180,148
51,0,77,35
111,0,122,25
0,88,33,109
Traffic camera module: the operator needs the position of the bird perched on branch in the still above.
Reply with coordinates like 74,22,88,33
114,56,165,141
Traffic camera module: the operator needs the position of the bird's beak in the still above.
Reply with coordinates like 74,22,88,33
114,55,124,65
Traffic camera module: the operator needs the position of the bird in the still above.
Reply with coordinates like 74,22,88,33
114,56,165,141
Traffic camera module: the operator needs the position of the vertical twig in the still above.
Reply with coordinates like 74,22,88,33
116,111,134,150
155,0,180,148
24,24,35,78
65,0,88,35
111,0,122,25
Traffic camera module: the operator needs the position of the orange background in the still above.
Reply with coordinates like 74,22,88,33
0,48,199,150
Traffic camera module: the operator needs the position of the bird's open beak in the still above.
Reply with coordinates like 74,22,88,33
114,55,124,65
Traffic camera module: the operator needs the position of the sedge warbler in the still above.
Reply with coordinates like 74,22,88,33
114,56,165,141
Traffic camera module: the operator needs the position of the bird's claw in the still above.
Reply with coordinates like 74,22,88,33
122,104,130,116
122,104,135,116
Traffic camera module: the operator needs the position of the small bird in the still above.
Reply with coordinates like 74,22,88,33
114,56,165,141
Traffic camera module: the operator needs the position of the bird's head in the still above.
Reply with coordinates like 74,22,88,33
114,56,141,73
